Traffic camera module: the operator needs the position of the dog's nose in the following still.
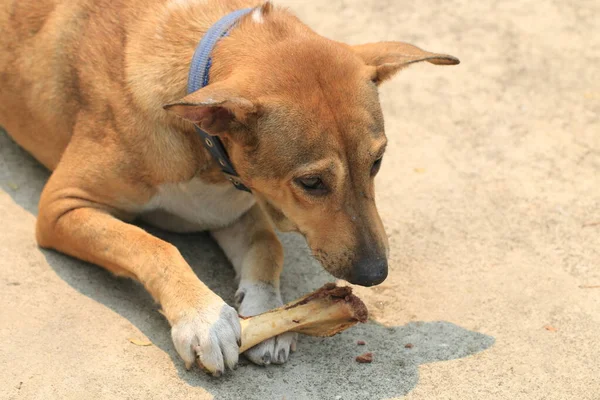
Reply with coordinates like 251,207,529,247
350,257,388,287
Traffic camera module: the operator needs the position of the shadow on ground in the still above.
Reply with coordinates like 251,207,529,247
1,129,495,398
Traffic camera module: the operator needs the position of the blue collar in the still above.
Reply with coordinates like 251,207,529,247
187,8,254,192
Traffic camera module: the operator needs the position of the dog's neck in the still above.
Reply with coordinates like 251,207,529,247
126,0,307,123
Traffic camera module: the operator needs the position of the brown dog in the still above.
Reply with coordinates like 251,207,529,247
0,0,458,375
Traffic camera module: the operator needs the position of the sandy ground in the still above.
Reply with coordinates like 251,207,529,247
1,0,599,399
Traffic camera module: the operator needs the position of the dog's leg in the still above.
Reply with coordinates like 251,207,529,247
36,166,240,376
211,204,297,365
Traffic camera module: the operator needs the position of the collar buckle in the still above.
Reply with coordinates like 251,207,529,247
223,172,251,192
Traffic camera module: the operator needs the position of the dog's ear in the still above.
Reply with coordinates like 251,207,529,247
163,81,258,136
352,42,459,85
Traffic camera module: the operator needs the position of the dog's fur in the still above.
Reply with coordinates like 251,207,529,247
0,0,458,375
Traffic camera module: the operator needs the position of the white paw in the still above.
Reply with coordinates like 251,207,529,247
243,330,297,365
171,301,241,377
235,282,297,365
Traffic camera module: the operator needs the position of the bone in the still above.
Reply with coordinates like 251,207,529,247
238,283,368,353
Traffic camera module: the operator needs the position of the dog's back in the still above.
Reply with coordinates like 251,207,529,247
2,0,88,168
0,0,157,169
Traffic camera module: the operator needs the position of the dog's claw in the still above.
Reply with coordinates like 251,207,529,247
197,359,211,375
234,290,246,307
278,349,286,363
262,352,272,365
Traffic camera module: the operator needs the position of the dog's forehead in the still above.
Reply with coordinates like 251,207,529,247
251,37,367,94
257,42,384,133
249,90,384,179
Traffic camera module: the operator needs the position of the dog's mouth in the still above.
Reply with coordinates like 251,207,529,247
311,248,354,282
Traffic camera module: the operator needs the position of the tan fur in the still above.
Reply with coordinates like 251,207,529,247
0,0,458,374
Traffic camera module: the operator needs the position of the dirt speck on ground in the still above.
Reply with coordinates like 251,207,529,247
356,353,373,364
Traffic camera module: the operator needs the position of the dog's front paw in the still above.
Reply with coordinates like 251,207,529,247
171,297,241,377
235,282,297,365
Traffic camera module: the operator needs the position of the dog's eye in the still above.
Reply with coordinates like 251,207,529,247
371,157,383,176
296,177,327,195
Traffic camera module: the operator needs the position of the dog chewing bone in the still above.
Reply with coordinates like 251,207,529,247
239,283,368,353
1,0,459,374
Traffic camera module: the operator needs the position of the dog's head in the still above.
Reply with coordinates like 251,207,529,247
165,8,458,286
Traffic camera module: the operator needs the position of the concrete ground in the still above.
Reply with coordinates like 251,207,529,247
1,0,599,398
